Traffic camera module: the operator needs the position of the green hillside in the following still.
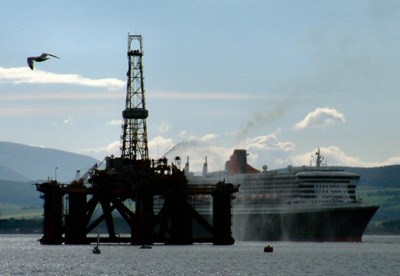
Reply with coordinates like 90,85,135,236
345,165,400,188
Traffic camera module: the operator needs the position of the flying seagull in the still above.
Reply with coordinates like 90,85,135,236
27,53,60,70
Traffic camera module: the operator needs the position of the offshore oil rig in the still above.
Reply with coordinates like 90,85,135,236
36,34,238,246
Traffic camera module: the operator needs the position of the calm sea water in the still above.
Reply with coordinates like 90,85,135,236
0,235,398,275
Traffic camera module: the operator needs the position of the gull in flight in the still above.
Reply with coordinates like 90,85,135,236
27,53,60,70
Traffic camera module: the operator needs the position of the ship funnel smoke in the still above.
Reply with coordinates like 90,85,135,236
237,100,291,143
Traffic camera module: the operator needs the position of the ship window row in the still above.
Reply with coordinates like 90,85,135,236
243,183,299,188
314,184,347,188
300,190,314,193
236,193,300,196
237,193,301,199
245,176,296,181
243,179,297,185
241,185,299,191
243,184,299,189
243,187,300,192
300,184,315,188
239,184,299,189
297,175,359,180
315,190,347,193
300,180,351,185
315,195,350,199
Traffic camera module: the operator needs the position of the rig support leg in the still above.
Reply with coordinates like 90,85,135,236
41,182,63,245
65,192,88,244
212,188,235,245
168,192,193,244
131,191,154,245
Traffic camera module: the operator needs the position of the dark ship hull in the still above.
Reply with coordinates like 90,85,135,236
232,205,379,241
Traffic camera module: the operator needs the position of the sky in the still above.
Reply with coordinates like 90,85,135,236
1,0,400,172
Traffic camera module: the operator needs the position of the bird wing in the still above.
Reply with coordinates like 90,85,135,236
43,53,60,59
27,57,34,70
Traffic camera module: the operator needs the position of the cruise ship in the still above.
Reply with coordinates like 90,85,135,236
186,149,379,241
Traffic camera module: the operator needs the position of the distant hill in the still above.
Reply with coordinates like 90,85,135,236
0,180,39,208
340,165,400,188
0,164,28,182
0,141,99,182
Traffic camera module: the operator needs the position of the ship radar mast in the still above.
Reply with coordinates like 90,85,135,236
121,34,149,160
315,148,324,168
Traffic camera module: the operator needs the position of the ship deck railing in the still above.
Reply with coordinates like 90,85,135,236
190,201,370,215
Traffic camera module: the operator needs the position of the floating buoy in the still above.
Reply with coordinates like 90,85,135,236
264,245,273,253
92,234,101,254
92,246,101,254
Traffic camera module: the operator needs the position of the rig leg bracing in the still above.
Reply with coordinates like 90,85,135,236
36,160,238,246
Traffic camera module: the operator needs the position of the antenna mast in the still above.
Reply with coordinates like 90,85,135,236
121,34,149,160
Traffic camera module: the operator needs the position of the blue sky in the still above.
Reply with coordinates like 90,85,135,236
1,1,400,172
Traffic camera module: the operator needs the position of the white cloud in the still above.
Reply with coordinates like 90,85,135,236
144,133,295,172
78,133,227,171
148,135,175,158
200,133,218,143
291,146,350,167
243,134,296,169
157,121,171,134
0,107,53,116
246,135,295,152
294,107,345,130
0,91,123,101
290,146,378,167
79,140,120,160
63,116,74,126
149,90,269,100
148,133,230,171
381,156,400,166
0,66,124,90
160,133,219,157
107,119,122,126
78,133,400,174
247,144,398,170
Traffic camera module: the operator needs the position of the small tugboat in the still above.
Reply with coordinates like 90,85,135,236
92,234,101,254
264,245,273,253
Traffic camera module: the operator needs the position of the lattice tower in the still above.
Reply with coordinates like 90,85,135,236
120,34,149,160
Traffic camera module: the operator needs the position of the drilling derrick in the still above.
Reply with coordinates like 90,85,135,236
121,34,149,160
36,34,238,247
